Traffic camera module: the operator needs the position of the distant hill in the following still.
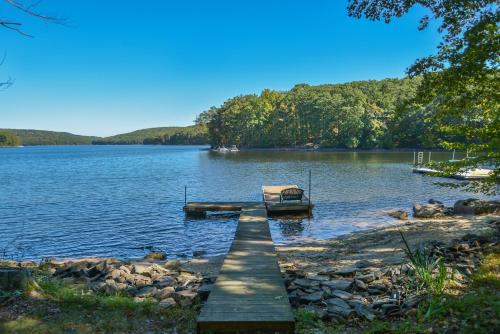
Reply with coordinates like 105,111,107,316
1,129,98,146
93,125,208,145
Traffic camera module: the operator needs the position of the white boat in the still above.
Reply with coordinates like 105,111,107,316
212,146,229,153
454,168,494,180
412,167,439,174
229,145,239,152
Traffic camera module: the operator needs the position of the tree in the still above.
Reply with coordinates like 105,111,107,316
0,130,21,146
348,0,499,193
1,0,64,37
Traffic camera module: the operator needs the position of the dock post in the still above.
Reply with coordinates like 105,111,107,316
428,151,432,163
452,149,456,160
308,170,312,217
413,152,416,165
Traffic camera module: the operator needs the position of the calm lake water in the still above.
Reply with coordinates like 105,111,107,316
0,145,489,261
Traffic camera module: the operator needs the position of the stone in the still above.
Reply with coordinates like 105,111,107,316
154,286,175,300
294,278,314,288
354,279,367,290
334,266,357,277
144,251,167,261
132,264,152,275
428,199,443,205
368,288,384,295
386,210,409,220
155,276,175,288
327,305,355,318
136,286,158,297
356,273,375,283
159,297,177,309
107,269,123,280
413,203,445,218
354,304,376,321
307,274,330,282
119,265,131,274
0,268,31,291
331,290,352,300
164,260,181,270
321,279,352,291
381,303,400,315
325,297,350,309
454,199,500,215
197,284,213,301
300,291,324,304
134,274,152,287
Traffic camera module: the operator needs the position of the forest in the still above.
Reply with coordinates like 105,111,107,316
92,125,208,145
197,77,444,149
0,130,21,146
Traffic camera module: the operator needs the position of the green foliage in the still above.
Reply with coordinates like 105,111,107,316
347,0,499,191
1,129,96,145
0,130,21,146
199,77,432,149
399,231,447,294
93,125,208,145
0,274,198,334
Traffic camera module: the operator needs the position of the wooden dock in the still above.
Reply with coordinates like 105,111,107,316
197,203,295,333
262,185,313,214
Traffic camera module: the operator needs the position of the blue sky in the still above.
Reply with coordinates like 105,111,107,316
0,1,440,137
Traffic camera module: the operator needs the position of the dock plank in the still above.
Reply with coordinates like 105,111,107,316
197,203,295,334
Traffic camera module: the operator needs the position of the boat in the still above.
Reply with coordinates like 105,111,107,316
412,166,439,174
229,145,239,152
211,146,229,153
453,168,494,180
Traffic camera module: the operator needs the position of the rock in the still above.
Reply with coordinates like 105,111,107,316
132,264,152,275
119,265,131,274
154,286,175,300
144,251,167,261
307,274,330,282
321,279,352,291
164,260,181,270
0,268,31,291
381,303,400,315
428,199,443,205
174,290,198,307
134,274,152,287
413,203,445,218
355,260,373,268
294,278,315,289
354,304,376,321
300,291,324,304
159,297,177,309
354,279,367,291
197,284,213,301
106,269,123,280
331,290,352,300
454,199,500,215
327,304,355,318
136,286,158,298
192,250,206,257
367,288,384,295
154,276,175,288
386,210,409,220
334,266,357,277
325,297,350,309
356,273,375,283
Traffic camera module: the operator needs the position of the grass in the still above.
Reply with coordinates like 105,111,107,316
0,274,198,334
295,247,499,334
399,230,447,294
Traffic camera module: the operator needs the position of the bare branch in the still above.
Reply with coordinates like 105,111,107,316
1,0,66,37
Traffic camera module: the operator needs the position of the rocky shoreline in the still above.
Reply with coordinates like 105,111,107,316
1,198,499,330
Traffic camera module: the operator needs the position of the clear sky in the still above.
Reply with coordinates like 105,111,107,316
0,0,440,137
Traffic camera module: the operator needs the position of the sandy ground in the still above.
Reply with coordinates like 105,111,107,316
275,214,499,274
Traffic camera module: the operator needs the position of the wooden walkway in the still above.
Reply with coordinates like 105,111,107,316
197,203,295,333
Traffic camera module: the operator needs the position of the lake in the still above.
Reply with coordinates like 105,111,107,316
0,145,487,261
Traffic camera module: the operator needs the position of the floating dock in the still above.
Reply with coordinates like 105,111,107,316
262,185,313,214
412,166,493,179
197,203,295,333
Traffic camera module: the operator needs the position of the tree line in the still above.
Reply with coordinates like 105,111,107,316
197,77,444,149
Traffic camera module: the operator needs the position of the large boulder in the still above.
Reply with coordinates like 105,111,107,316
413,203,445,218
454,199,500,215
